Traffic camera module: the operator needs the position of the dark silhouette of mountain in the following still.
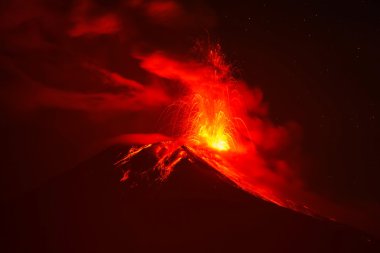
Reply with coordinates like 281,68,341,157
2,144,379,253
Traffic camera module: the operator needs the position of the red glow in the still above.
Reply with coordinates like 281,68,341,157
118,44,314,216
68,0,121,37
145,1,182,19
138,45,250,152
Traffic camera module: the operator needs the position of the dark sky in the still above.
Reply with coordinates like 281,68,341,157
206,0,380,203
0,0,379,217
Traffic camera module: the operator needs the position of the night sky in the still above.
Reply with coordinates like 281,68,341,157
207,0,380,203
0,0,379,234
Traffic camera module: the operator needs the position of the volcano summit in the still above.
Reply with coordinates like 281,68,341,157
2,144,379,253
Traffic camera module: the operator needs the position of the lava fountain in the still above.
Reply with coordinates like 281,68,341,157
116,44,315,217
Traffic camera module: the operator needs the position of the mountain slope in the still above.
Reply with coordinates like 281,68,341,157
2,144,379,253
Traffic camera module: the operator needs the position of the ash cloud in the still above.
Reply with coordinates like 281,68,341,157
1,0,302,209
0,0,314,222
0,0,316,209
0,0,215,198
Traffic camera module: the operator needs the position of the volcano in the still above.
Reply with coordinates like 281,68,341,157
2,144,379,253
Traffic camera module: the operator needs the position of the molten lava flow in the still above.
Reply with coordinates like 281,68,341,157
117,44,313,216
173,45,247,153
186,92,234,151
189,61,232,150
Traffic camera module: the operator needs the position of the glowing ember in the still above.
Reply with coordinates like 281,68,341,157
187,93,234,151
191,51,232,151
174,44,245,153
